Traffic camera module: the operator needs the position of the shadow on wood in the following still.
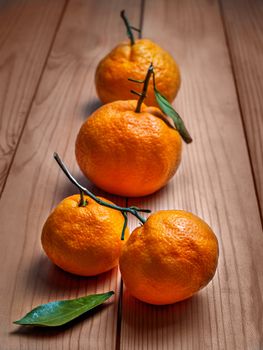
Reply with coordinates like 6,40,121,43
22,254,116,294
81,98,102,120
121,288,202,330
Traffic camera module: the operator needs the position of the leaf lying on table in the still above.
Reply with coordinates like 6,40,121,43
13,291,114,327
154,88,193,144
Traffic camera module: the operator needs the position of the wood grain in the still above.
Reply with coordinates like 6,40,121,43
0,0,67,194
121,0,263,349
0,0,141,349
219,0,263,217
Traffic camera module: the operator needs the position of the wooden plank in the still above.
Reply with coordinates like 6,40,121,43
219,0,263,217
0,0,141,349
0,0,67,194
121,0,263,349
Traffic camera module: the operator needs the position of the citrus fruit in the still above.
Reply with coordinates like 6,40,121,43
119,210,219,305
95,38,180,107
75,100,182,197
41,194,129,276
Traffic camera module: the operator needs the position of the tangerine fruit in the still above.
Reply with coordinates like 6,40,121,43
119,210,219,305
41,194,129,276
75,100,182,197
95,38,180,107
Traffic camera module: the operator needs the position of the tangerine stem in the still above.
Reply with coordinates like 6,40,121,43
121,10,135,46
78,190,87,207
138,0,144,39
53,153,150,226
121,212,128,240
135,63,154,113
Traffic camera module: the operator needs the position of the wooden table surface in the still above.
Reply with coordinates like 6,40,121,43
1,0,262,349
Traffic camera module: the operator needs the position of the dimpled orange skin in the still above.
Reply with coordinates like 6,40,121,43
41,194,129,276
75,100,182,197
119,210,219,305
95,39,181,107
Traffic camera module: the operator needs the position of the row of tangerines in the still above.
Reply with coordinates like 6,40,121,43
42,11,218,306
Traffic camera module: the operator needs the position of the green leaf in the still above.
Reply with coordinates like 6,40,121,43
13,291,114,327
154,88,192,144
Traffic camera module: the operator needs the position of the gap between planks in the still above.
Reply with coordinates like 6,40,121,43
115,2,145,348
